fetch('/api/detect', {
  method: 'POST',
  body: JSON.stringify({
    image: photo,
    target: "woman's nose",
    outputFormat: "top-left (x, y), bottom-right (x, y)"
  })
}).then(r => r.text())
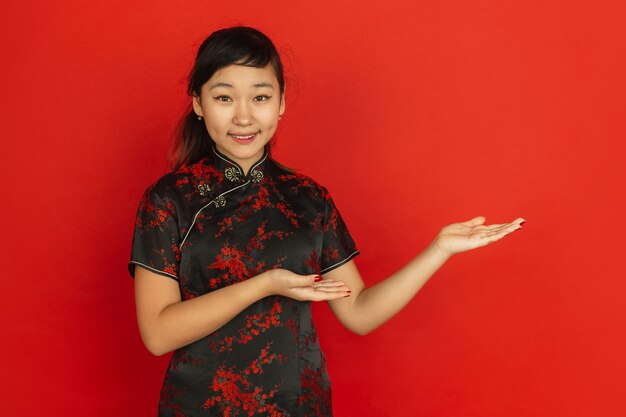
top-left (233, 102), bottom-right (253, 125)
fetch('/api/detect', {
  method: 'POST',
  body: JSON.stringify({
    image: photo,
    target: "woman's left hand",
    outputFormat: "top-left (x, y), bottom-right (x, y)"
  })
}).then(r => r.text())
top-left (433, 216), bottom-right (525, 257)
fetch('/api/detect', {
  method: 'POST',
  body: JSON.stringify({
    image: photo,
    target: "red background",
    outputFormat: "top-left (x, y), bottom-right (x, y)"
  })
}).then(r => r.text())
top-left (2, 1), bottom-right (625, 416)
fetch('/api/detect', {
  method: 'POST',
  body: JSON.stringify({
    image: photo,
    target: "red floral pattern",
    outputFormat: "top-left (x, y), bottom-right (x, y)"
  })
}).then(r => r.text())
top-left (129, 146), bottom-right (359, 416)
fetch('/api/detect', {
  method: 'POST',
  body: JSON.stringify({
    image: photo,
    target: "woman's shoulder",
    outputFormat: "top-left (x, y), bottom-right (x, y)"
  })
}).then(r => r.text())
top-left (269, 159), bottom-right (331, 199)
top-left (140, 157), bottom-right (215, 201)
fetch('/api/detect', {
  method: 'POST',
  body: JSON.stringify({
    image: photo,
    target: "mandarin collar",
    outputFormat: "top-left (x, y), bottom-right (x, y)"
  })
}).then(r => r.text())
top-left (211, 145), bottom-right (269, 185)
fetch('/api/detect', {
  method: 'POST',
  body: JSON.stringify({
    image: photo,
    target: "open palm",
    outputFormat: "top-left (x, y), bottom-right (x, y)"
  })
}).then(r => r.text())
top-left (434, 216), bottom-right (525, 256)
top-left (289, 279), bottom-right (351, 302)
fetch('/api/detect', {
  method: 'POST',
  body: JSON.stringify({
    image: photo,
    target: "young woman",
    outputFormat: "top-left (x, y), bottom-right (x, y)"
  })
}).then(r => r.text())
top-left (128, 26), bottom-right (525, 417)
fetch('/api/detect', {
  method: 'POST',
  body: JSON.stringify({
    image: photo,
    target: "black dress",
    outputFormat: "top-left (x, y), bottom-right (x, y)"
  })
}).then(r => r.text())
top-left (128, 145), bottom-right (360, 417)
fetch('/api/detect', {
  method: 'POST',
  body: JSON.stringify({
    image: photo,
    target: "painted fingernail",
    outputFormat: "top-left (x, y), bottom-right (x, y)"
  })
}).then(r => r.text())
top-left (314, 275), bottom-right (323, 282)
top-left (344, 294), bottom-right (351, 297)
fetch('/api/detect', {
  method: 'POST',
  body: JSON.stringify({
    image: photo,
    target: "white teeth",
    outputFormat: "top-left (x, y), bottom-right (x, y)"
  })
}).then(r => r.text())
top-left (232, 134), bottom-right (254, 139)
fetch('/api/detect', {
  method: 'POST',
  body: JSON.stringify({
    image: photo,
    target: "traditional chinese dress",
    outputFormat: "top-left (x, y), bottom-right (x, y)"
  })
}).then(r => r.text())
top-left (128, 145), bottom-right (360, 416)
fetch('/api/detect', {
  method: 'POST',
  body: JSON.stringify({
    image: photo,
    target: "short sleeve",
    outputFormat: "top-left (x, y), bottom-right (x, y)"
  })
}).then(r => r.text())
top-left (319, 186), bottom-right (360, 274)
top-left (128, 185), bottom-right (181, 281)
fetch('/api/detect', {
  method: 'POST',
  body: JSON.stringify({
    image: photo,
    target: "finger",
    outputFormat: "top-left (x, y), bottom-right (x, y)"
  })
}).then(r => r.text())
top-left (489, 222), bottom-right (523, 235)
top-left (484, 223), bottom-right (508, 230)
top-left (484, 219), bottom-right (523, 231)
top-left (466, 224), bottom-right (491, 231)
top-left (295, 281), bottom-right (350, 291)
top-left (484, 220), bottom-right (521, 234)
top-left (481, 224), bottom-right (511, 235)
top-left (308, 275), bottom-right (343, 284)
top-left (305, 274), bottom-right (324, 285)
top-left (467, 224), bottom-right (503, 234)
top-left (311, 291), bottom-right (352, 302)
top-left (461, 216), bottom-right (486, 227)
top-left (311, 281), bottom-right (346, 289)
top-left (291, 286), bottom-right (350, 302)
top-left (313, 278), bottom-right (338, 283)
top-left (484, 225), bottom-right (521, 242)
top-left (312, 285), bottom-right (351, 293)
top-left (312, 284), bottom-right (345, 290)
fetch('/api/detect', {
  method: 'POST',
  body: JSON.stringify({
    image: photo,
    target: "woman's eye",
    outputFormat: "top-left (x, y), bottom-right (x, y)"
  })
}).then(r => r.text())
top-left (214, 96), bottom-right (231, 102)
top-left (255, 95), bottom-right (271, 102)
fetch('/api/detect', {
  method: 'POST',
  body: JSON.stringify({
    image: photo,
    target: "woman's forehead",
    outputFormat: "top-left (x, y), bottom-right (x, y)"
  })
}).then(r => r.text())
top-left (207, 64), bottom-right (278, 88)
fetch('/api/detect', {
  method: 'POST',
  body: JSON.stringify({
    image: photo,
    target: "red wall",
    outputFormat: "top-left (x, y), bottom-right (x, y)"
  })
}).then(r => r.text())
top-left (2, 1), bottom-right (625, 416)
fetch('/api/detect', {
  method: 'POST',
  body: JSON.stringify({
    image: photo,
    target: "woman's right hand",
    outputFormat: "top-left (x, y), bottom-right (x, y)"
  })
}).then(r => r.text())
top-left (261, 269), bottom-right (352, 302)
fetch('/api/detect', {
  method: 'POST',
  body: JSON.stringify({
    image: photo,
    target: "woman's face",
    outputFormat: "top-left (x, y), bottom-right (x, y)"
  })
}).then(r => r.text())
top-left (193, 63), bottom-right (285, 173)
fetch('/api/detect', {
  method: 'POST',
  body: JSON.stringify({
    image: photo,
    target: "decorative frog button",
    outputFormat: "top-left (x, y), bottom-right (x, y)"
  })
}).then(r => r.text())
top-left (212, 195), bottom-right (227, 208)
top-left (197, 183), bottom-right (212, 197)
top-left (224, 167), bottom-right (242, 183)
top-left (250, 169), bottom-right (264, 183)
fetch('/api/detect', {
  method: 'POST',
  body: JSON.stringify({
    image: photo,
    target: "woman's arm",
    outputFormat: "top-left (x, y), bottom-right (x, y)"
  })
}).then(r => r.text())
top-left (323, 242), bottom-right (449, 335)
top-left (324, 216), bottom-right (524, 335)
top-left (134, 266), bottom-right (351, 356)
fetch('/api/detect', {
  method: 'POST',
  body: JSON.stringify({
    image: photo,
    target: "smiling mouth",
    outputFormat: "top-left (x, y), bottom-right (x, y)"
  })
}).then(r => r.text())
top-left (229, 131), bottom-right (259, 139)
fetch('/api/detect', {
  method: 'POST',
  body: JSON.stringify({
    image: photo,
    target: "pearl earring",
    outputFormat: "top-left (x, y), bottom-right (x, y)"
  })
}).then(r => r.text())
top-left (197, 115), bottom-right (202, 120)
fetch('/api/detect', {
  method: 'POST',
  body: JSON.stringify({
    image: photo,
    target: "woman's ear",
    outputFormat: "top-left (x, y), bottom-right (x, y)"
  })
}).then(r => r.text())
top-left (192, 93), bottom-right (203, 117)
top-left (279, 90), bottom-right (286, 118)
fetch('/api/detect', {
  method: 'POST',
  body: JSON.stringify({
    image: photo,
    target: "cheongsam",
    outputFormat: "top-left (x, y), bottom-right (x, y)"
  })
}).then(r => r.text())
top-left (128, 145), bottom-right (360, 417)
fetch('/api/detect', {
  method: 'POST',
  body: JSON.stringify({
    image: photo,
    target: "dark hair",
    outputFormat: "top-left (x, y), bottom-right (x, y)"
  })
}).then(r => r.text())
top-left (169, 26), bottom-right (286, 171)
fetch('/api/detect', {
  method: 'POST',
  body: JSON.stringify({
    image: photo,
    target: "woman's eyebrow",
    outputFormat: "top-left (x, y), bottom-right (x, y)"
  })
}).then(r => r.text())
top-left (209, 82), bottom-right (233, 90)
top-left (209, 82), bottom-right (274, 90)
top-left (252, 82), bottom-right (274, 89)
